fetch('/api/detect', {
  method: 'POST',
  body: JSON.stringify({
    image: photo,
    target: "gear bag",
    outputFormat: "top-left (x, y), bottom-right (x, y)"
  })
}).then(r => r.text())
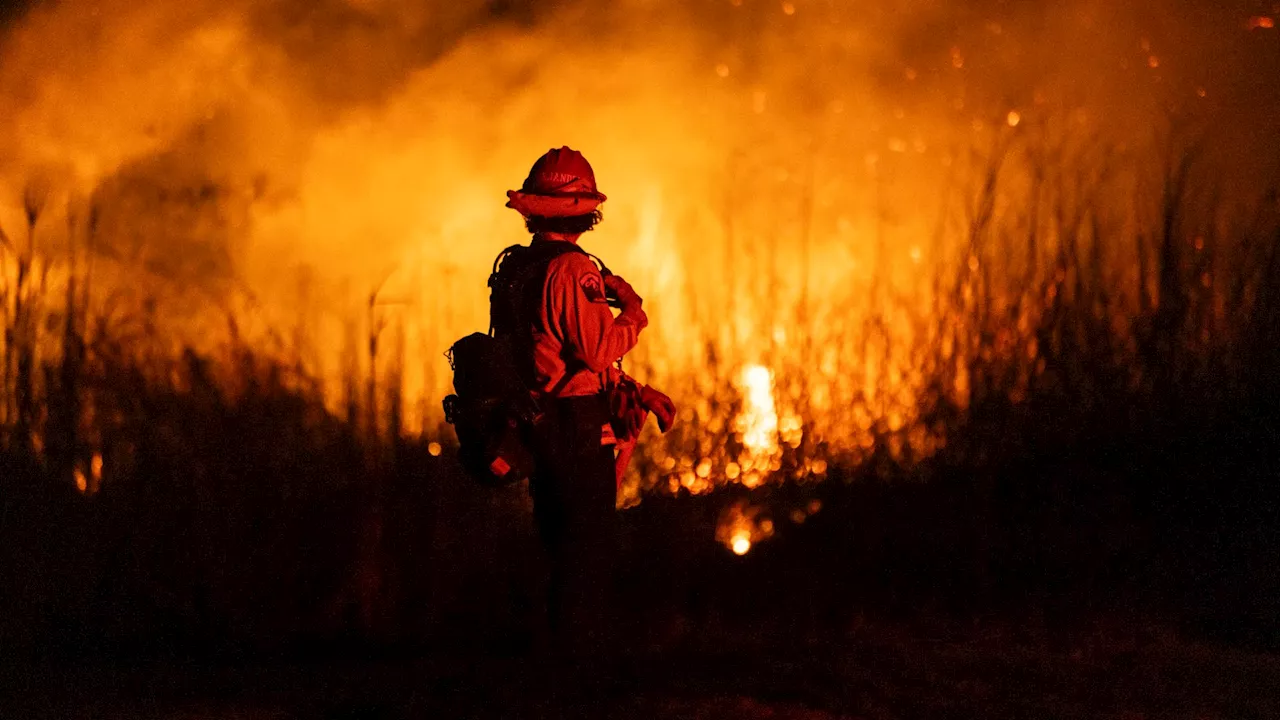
top-left (443, 241), bottom-right (610, 485)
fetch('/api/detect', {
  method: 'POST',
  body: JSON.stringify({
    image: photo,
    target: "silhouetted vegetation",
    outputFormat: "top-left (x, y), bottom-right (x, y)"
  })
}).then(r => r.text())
top-left (2, 134), bottom-right (1279, 679)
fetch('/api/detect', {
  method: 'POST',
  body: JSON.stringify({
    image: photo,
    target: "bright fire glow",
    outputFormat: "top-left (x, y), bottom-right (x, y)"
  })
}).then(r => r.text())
top-left (738, 365), bottom-right (779, 455)
top-left (731, 533), bottom-right (752, 555)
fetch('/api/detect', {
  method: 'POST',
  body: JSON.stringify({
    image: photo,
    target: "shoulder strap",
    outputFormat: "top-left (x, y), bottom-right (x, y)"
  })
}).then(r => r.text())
top-left (583, 251), bottom-right (611, 276)
top-left (487, 241), bottom-right (620, 391)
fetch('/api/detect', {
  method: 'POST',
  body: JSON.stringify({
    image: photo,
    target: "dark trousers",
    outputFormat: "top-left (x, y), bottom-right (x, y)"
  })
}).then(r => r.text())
top-left (529, 394), bottom-right (618, 661)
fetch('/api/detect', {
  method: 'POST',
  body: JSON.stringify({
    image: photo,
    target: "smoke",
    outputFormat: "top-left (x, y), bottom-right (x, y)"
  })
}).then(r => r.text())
top-left (0, 0), bottom-right (1276, 429)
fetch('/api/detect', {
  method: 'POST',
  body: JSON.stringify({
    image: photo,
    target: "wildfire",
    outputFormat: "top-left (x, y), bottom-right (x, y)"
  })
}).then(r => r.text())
top-left (0, 0), bottom-right (1274, 505)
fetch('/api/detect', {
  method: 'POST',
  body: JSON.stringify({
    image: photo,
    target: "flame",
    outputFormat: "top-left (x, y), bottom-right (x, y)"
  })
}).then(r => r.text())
top-left (737, 365), bottom-right (779, 456)
top-left (731, 533), bottom-right (752, 555)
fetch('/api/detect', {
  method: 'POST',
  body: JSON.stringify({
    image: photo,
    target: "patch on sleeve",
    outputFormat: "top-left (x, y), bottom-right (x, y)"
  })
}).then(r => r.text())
top-left (579, 272), bottom-right (608, 303)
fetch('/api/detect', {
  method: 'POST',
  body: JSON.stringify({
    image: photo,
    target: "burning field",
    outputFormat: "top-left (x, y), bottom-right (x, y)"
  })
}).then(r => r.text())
top-left (1, 0), bottom-right (1280, 714)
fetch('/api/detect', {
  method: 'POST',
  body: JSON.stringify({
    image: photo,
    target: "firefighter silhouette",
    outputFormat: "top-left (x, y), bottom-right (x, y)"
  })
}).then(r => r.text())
top-left (494, 147), bottom-right (676, 660)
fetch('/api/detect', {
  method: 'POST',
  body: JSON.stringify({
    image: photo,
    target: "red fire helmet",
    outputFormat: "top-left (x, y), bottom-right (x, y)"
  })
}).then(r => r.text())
top-left (506, 146), bottom-right (607, 218)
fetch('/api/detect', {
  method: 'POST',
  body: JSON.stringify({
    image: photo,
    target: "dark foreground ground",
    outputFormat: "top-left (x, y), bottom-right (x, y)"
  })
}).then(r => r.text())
top-left (4, 453), bottom-right (1280, 719)
top-left (5, 624), bottom-right (1280, 720)
top-left (3, 402), bottom-right (1279, 719)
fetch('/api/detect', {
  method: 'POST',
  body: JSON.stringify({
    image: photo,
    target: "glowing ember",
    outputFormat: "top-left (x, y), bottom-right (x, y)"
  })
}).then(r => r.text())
top-left (75, 454), bottom-right (104, 495)
top-left (1248, 16), bottom-right (1275, 29)
top-left (91, 453), bottom-right (103, 493)
top-left (731, 533), bottom-right (752, 555)
top-left (428, 442), bottom-right (442, 457)
top-left (1007, 111), bottom-right (1022, 127)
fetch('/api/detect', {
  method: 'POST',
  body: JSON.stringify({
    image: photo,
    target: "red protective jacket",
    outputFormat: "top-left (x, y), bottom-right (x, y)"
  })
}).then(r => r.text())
top-left (530, 242), bottom-right (648, 399)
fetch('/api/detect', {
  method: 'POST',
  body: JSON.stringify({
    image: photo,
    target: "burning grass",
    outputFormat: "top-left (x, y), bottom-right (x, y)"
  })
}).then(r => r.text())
top-left (1, 123), bottom-right (1278, 653)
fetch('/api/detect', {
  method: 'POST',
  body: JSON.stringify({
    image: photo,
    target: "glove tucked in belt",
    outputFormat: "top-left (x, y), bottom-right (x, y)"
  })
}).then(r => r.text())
top-left (608, 374), bottom-right (677, 444)
top-left (608, 373), bottom-right (649, 444)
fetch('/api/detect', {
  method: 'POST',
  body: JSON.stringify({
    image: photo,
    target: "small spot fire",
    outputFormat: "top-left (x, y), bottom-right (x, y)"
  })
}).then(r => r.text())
top-left (716, 499), bottom-right (774, 556)
top-left (715, 496), bottom-right (822, 555)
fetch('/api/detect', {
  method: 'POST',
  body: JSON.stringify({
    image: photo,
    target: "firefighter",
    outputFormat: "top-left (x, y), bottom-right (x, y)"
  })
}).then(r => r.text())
top-left (497, 146), bottom-right (676, 663)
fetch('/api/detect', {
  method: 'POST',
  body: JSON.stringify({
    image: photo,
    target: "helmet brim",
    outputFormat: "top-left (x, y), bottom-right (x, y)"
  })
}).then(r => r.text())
top-left (506, 189), bottom-right (606, 218)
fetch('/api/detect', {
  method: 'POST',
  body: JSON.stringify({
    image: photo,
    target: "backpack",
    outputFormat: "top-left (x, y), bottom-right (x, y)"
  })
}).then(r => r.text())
top-left (442, 241), bottom-right (605, 485)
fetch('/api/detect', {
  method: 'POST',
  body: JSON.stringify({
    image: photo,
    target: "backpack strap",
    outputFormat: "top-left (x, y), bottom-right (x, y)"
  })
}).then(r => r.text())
top-left (583, 251), bottom-right (612, 277)
top-left (488, 241), bottom-right (598, 391)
